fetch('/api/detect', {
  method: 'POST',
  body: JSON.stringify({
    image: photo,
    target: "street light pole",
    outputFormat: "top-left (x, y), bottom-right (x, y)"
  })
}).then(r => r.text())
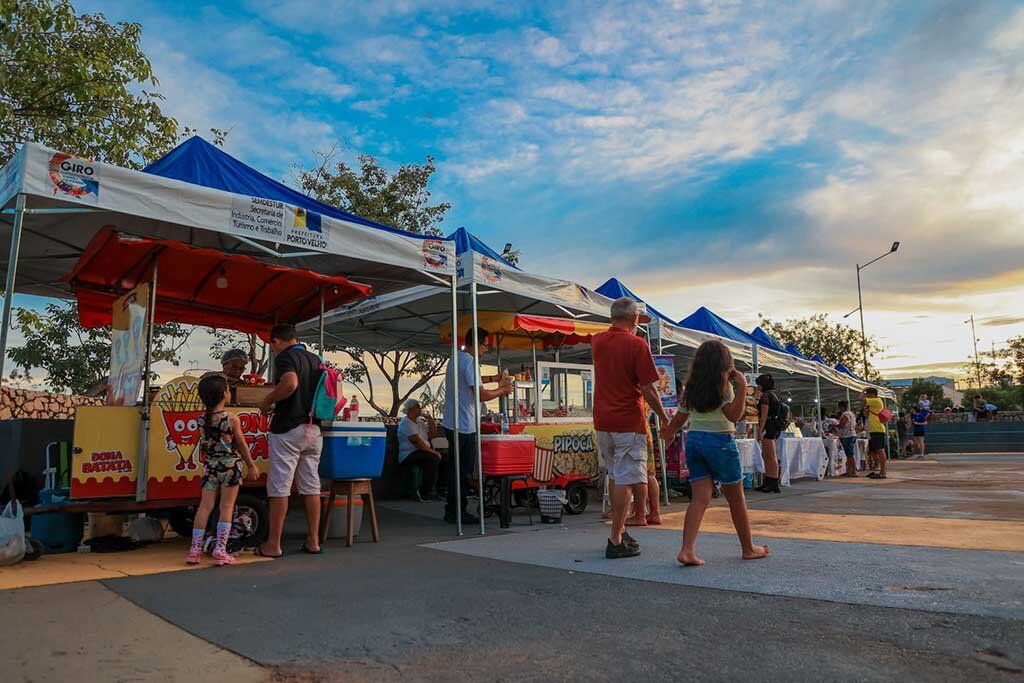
top-left (856, 264), bottom-right (867, 377)
top-left (965, 315), bottom-right (981, 388)
top-left (848, 241), bottom-right (900, 379)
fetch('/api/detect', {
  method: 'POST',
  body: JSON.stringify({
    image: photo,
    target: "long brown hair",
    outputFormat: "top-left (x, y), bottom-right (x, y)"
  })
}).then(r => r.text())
top-left (683, 340), bottom-right (734, 413)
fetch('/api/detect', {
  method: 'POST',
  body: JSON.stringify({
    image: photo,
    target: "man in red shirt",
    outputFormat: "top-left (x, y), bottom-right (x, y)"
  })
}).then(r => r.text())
top-left (593, 297), bottom-right (670, 559)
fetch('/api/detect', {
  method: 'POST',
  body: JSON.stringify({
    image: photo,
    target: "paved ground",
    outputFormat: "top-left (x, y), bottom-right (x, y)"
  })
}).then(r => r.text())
top-left (2, 455), bottom-right (1023, 681)
top-left (1, 581), bottom-right (266, 682)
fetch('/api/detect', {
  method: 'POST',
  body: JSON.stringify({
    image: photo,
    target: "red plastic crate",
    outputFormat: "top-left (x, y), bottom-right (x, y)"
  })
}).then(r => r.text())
top-left (480, 434), bottom-right (535, 476)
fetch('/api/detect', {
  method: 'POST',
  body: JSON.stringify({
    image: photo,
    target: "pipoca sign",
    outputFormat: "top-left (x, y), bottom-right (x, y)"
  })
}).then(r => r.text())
top-left (552, 432), bottom-right (596, 454)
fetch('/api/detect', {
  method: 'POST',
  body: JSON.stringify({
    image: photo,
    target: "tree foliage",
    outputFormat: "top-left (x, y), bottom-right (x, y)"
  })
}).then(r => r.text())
top-left (897, 379), bottom-right (952, 415)
top-left (759, 313), bottom-right (883, 381)
top-left (299, 147), bottom-right (452, 416)
top-left (960, 335), bottom-right (1024, 390)
top-left (0, 0), bottom-right (180, 167)
top-left (8, 300), bottom-right (192, 394)
top-left (297, 146), bottom-right (451, 236)
top-left (206, 328), bottom-right (269, 377)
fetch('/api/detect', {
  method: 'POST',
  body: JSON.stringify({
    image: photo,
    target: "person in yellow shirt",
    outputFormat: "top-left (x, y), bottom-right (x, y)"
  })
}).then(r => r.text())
top-left (862, 388), bottom-right (887, 479)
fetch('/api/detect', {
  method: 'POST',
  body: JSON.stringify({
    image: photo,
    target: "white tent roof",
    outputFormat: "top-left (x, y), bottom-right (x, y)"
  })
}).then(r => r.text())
top-left (301, 234), bottom-right (621, 355)
top-left (0, 143), bottom-right (456, 301)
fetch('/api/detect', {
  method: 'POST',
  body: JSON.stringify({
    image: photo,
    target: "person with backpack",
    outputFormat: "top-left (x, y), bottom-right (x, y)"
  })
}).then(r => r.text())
top-left (258, 324), bottom-right (326, 557)
top-left (754, 374), bottom-right (786, 493)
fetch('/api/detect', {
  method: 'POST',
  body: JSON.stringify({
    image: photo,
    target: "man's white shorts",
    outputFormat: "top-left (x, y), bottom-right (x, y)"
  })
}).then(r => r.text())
top-left (267, 424), bottom-right (323, 497)
top-left (596, 431), bottom-right (648, 486)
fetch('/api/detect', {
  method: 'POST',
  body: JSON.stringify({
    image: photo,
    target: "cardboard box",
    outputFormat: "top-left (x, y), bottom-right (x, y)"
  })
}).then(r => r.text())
top-left (234, 384), bottom-right (275, 406)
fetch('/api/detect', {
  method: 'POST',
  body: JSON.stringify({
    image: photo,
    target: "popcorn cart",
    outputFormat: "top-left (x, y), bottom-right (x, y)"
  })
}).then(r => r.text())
top-left (53, 228), bottom-right (372, 537)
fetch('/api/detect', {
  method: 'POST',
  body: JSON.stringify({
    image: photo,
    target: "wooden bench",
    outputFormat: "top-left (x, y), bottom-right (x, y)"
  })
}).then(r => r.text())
top-left (319, 478), bottom-right (380, 548)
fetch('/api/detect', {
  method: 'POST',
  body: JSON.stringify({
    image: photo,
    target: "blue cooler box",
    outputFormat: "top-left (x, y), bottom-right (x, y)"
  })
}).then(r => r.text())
top-left (319, 421), bottom-right (387, 479)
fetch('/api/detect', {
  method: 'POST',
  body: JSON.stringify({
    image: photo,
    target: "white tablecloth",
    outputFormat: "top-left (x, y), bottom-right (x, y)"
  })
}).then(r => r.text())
top-left (855, 438), bottom-right (869, 471)
top-left (823, 438), bottom-right (848, 477)
top-left (735, 439), bottom-right (765, 475)
top-left (777, 437), bottom-right (828, 486)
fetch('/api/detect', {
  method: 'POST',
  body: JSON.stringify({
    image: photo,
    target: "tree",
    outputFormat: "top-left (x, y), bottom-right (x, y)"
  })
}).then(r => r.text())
top-left (8, 299), bottom-right (192, 394)
top-left (759, 313), bottom-right (883, 381)
top-left (206, 329), bottom-right (269, 377)
top-left (297, 147), bottom-right (451, 236)
top-left (897, 379), bottom-right (952, 415)
top-left (298, 148), bottom-right (452, 417)
top-left (418, 380), bottom-right (445, 416)
top-left (960, 384), bottom-right (1023, 412)
top-left (0, 0), bottom-right (180, 167)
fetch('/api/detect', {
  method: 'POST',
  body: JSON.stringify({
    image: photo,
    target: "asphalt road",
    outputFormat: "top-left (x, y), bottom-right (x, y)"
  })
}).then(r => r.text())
top-left (102, 508), bottom-right (1024, 682)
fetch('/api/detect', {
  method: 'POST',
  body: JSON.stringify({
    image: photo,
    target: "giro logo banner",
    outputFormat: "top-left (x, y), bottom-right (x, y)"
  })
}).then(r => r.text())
top-left (48, 153), bottom-right (99, 202)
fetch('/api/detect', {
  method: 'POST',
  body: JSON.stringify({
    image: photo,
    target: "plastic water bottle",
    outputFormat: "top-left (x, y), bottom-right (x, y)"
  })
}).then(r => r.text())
top-left (349, 395), bottom-right (359, 421)
top-left (500, 412), bottom-right (509, 435)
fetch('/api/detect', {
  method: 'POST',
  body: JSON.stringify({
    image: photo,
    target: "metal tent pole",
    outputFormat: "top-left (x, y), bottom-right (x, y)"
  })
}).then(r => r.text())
top-left (318, 288), bottom-right (326, 355)
top-left (136, 260), bottom-right (159, 502)
top-left (0, 194), bottom-right (26, 382)
top-left (531, 340), bottom-right (540, 422)
top-left (451, 277), bottom-right (462, 536)
top-left (657, 336), bottom-right (669, 506)
top-left (815, 373), bottom-right (823, 438)
top-left (470, 282), bottom-right (485, 535)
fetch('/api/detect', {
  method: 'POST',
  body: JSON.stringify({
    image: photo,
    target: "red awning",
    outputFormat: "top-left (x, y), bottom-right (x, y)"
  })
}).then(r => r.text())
top-left (66, 228), bottom-right (372, 339)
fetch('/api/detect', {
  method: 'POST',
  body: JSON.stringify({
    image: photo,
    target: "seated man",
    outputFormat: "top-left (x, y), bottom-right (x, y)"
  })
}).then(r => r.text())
top-left (397, 399), bottom-right (442, 501)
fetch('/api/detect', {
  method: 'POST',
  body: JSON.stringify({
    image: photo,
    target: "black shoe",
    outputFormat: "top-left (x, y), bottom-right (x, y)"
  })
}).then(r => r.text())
top-left (867, 471), bottom-right (880, 479)
top-left (622, 532), bottom-right (640, 550)
top-left (606, 539), bottom-right (641, 559)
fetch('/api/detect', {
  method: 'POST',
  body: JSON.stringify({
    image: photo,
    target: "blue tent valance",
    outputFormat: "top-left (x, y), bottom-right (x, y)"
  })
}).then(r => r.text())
top-left (750, 326), bottom-right (787, 352)
top-left (594, 278), bottom-right (674, 323)
top-left (678, 307), bottom-right (758, 345)
top-left (835, 362), bottom-right (865, 382)
top-left (447, 227), bottom-right (519, 269)
top-left (144, 136), bottom-right (432, 241)
top-left (785, 343), bottom-right (808, 359)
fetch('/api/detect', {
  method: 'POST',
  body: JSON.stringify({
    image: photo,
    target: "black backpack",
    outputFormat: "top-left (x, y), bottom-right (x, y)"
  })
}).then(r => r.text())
top-left (768, 392), bottom-right (789, 430)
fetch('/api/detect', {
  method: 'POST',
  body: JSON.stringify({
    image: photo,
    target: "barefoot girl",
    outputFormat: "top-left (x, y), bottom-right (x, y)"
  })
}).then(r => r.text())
top-left (663, 340), bottom-right (770, 566)
top-left (186, 374), bottom-right (258, 566)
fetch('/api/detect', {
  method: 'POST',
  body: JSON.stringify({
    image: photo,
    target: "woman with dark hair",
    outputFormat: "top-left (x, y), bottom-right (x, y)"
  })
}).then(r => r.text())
top-left (754, 373), bottom-right (782, 493)
top-left (663, 340), bottom-right (770, 566)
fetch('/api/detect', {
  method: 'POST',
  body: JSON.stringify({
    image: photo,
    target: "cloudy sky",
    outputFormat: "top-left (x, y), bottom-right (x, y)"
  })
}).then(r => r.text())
top-left (51, 0), bottom-right (1024, 380)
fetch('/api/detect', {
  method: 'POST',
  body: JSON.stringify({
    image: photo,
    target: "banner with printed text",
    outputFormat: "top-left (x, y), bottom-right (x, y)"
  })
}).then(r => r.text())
top-left (107, 283), bottom-right (149, 406)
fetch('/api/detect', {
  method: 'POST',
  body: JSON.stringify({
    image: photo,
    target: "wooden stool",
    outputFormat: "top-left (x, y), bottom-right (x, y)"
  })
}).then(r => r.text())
top-left (319, 478), bottom-right (380, 547)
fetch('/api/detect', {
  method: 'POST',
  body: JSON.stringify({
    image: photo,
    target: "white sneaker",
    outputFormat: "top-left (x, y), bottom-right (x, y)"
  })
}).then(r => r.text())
top-left (914, 454), bottom-right (925, 459)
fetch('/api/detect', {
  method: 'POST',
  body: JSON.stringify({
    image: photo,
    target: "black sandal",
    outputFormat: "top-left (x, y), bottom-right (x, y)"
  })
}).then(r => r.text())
top-left (254, 545), bottom-right (283, 558)
top-left (299, 543), bottom-right (322, 554)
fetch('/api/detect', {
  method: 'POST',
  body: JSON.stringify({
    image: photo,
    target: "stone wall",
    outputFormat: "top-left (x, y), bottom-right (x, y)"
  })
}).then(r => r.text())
top-left (0, 386), bottom-right (102, 420)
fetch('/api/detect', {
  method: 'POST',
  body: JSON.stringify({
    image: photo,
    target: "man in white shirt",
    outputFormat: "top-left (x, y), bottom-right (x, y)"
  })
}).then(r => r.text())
top-left (442, 327), bottom-right (513, 524)
top-left (396, 399), bottom-right (441, 501)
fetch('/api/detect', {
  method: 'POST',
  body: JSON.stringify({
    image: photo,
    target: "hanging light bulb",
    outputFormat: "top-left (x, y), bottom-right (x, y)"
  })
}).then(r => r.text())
top-left (215, 268), bottom-right (229, 289)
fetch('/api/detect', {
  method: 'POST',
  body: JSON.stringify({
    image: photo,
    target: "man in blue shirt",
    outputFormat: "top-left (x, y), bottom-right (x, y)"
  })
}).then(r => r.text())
top-left (442, 327), bottom-right (513, 524)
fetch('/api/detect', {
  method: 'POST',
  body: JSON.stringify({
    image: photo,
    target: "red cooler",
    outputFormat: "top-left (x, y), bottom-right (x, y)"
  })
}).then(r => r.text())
top-left (480, 434), bottom-right (535, 476)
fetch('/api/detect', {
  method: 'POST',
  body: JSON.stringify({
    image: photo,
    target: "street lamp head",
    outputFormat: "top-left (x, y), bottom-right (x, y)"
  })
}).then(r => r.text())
top-left (890, 241), bottom-right (900, 253)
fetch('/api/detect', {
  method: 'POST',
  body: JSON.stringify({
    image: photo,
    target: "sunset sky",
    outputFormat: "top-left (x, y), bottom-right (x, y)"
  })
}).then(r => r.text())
top-left (41, 1), bottom-right (1024, 381)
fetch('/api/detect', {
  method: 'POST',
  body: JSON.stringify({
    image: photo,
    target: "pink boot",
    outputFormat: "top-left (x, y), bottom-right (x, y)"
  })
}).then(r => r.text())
top-left (212, 521), bottom-right (234, 566)
top-left (186, 528), bottom-right (204, 565)
top-left (212, 548), bottom-right (236, 566)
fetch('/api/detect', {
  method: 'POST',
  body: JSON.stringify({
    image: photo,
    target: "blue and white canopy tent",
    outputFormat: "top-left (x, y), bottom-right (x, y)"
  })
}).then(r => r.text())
top-left (305, 227), bottom-right (618, 534)
top-left (0, 137), bottom-right (458, 501)
top-left (310, 227), bottom-right (616, 356)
